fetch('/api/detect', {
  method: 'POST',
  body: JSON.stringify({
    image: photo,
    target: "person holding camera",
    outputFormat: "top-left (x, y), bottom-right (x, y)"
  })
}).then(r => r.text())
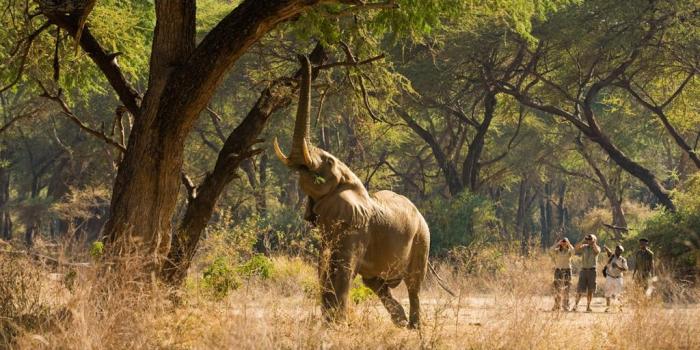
top-left (603, 245), bottom-right (628, 312)
top-left (573, 234), bottom-right (601, 312)
top-left (551, 237), bottom-right (574, 311)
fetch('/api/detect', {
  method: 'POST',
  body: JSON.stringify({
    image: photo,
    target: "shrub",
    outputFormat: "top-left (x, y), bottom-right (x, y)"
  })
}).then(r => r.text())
top-left (0, 255), bottom-right (52, 345)
top-left (201, 256), bottom-right (240, 300)
top-left (422, 191), bottom-right (498, 254)
top-left (89, 241), bottom-right (104, 259)
top-left (350, 276), bottom-right (375, 304)
top-left (639, 175), bottom-right (700, 274)
top-left (264, 206), bottom-right (320, 256)
top-left (447, 239), bottom-right (506, 276)
top-left (238, 254), bottom-right (274, 280)
top-left (270, 256), bottom-right (318, 297)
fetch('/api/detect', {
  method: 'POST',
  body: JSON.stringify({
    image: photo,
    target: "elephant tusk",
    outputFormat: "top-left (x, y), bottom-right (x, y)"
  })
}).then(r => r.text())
top-left (273, 137), bottom-right (290, 166)
top-left (301, 137), bottom-right (313, 168)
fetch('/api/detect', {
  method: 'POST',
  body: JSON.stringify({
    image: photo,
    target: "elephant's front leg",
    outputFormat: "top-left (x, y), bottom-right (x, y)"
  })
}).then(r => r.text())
top-left (319, 231), bottom-right (363, 322)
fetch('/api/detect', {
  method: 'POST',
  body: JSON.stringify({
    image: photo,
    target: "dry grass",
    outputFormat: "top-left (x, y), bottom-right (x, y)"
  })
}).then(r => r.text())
top-left (1, 250), bottom-right (698, 350)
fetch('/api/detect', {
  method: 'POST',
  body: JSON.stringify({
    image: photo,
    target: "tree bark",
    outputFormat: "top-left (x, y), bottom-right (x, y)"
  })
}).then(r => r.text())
top-left (576, 140), bottom-right (627, 236)
top-left (462, 92), bottom-right (496, 191)
top-left (52, 1), bottom-right (327, 268)
top-left (161, 44), bottom-right (328, 285)
top-left (396, 108), bottom-right (464, 196)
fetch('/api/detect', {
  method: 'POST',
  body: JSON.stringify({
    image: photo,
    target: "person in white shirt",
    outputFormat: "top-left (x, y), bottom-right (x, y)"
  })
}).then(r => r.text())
top-left (603, 245), bottom-right (629, 312)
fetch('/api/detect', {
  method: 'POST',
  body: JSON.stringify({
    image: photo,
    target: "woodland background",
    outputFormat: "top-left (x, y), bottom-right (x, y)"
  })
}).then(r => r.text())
top-left (1, 1), bottom-right (700, 348)
top-left (2, 0), bottom-right (698, 270)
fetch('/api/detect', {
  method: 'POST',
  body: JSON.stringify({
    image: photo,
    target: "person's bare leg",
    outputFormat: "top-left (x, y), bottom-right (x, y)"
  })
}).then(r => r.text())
top-left (586, 291), bottom-right (593, 312)
top-left (605, 297), bottom-right (611, 312)
top-left (574, 293), bottom-right (582, 311)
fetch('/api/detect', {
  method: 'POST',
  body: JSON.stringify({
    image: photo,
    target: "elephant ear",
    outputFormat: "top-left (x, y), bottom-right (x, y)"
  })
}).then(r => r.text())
top-left (313, 188), bottom-right (373, 229)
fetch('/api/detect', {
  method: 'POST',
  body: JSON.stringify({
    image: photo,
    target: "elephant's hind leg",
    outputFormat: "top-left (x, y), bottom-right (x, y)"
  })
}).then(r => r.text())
top-left (362, 276), bottom-right (407, 327)
top-left (405, 278), bottom-right (422, 329)
top-left (405, 236), bottom-right (428, 329)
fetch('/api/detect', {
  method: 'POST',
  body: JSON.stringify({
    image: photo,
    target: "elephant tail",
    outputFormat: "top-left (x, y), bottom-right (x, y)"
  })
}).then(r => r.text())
top-left (428, 261), bottom-right (456, 297)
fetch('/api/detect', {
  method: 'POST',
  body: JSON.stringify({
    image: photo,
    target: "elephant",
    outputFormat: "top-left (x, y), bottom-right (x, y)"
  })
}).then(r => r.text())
top-left (273, 55), bottom-right (434, 328)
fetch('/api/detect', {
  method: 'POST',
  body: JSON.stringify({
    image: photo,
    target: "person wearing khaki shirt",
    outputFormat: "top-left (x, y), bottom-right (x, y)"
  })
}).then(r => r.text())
top-left (550, 237), bottom-right (574, 311)
top-left (574, 234), bottom-right (601, 312)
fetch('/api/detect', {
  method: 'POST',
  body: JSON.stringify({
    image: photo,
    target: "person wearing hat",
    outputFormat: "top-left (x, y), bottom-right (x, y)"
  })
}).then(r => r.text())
top-left (573, 234), bottom-right (601, 312)
top-left (551, 237), bottom-right (575, 311)
top-left (633, 238), bottom-right (655, 292)
top-left (603, 244), bottom-right (629, 312)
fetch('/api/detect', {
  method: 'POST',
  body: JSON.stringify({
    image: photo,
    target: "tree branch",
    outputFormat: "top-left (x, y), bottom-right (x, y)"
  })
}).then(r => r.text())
top-left (39, 85), bottom-right (126, 153)
top-left (38, 9), bottom-right (141, 116)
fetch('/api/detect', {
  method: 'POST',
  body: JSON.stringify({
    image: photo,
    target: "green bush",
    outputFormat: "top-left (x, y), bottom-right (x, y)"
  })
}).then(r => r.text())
top-left (447, 239), bottom-right (506, 275)
top-left (201, 256), bottom-right (240, 300)
top-left (423, 191), bottom-right (498, 254)
top-left (237, 254), bottom-right (274, 279)
top-left (89, 241), bottom-right (104, 259)
top-left (639, 175), bottom-right (700, 273)
top-left (264, 206), bottom-right (320, 256)
top-left (350, 276), bottom-right (375, 304)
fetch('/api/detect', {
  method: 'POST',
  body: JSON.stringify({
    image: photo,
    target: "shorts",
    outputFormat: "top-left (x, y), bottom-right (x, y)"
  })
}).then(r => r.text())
top-left (577, 269), bottom-right (597, 294)
top-left (605, 276), bottom-right (624, 297)
top-left (554, 268), bottom-right (572, 288)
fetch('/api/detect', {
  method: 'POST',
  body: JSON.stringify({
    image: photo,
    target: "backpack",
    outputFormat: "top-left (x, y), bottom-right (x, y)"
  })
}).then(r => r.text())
top-left (602, 254), bottom-right (614, 278)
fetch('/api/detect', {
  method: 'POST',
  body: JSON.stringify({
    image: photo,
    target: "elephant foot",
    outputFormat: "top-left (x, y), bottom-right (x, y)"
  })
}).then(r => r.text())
top-left (391, 315), bottom-right (408, 328)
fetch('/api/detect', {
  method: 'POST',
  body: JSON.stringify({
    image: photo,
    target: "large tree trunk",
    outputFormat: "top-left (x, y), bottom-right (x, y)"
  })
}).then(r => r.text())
top-left (162, 45), bottom-right (328, 285)
top-left (42, 0), bottom-right (335, 272)
top-left (102, 0), bottom-right (197, 261)
top-left (45, 1), bottom-right (326, 270)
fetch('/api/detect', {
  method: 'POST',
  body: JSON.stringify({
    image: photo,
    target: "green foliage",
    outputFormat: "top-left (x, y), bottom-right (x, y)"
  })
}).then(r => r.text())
top-left (201, 256), bottom-right (241, 300)
top-left (423, 191), bottom-right (498, 254)
top-left (237, 254), bottom-right (274, 280)
top-left (89, 241), bottom-right (104, 259)
top-left (350, 276), bottom-right (375, 304)
top-left (639, 175), bottom-right (700, 271)
top-left (197, 213), bottom-right (260, 267)
top-left (270, 256), bottom-right (318, 298)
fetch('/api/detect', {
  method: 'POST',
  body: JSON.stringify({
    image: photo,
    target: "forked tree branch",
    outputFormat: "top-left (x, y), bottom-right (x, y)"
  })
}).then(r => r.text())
top-left (38, 83), bottom-right (126, 153)
top-left (38, 8), bottom-right (141, 116)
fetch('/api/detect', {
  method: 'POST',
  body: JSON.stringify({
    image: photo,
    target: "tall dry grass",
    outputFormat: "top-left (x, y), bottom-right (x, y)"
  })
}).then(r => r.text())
top-left (1, 247), bottom-right (698, 349)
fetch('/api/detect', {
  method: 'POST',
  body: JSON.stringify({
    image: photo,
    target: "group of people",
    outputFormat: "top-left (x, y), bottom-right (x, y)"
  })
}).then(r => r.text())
top-left (550, 234), bottom-right (655, 312)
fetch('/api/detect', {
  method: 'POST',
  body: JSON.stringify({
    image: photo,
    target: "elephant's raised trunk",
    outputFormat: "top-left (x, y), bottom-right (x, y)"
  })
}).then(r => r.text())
top-left (274, 55), bottom-right (314, 168)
